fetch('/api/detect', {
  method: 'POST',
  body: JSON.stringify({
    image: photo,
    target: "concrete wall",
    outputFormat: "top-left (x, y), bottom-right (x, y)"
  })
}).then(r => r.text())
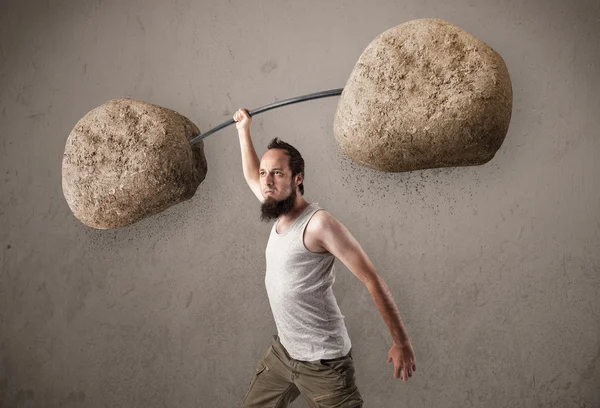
top-left (1, 0), bottom-right (598, 407)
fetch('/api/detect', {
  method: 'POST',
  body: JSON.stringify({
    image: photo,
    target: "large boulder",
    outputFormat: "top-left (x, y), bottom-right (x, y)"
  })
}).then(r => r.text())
top-left (334, 18), bottom-right (513, 172)
top-left (62, 98), bottom-right (207, 229)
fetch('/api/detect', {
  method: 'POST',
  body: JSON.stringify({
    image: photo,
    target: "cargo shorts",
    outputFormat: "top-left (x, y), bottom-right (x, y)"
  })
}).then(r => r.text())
top-left (241, 335), bottom-right (363, 408)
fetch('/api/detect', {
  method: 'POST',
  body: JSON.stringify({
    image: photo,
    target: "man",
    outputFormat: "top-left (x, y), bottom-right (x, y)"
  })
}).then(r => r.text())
top-left (234, 108), bottom-right (416, 408)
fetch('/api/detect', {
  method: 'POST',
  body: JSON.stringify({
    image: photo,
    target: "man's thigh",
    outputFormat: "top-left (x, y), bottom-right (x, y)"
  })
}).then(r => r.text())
top-left (295, 355), bottom-right (363, 408)
top-left (241, 344), bottom-right (301, 408)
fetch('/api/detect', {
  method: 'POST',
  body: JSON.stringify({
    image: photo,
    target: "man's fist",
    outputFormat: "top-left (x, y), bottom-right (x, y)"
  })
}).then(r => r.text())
top-left (233, 108), bottom-right (252, 132)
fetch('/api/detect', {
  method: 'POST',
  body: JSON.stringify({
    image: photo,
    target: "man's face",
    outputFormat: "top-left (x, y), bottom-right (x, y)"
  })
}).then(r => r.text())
top-left (259, 149), bottom-right (300, 221)
top-left (259, 149), bottom-right (297, 201)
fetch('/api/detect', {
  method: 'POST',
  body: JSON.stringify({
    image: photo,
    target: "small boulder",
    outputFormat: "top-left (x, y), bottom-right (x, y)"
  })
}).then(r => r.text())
top-left (62, 98), bottom-right (207, 229)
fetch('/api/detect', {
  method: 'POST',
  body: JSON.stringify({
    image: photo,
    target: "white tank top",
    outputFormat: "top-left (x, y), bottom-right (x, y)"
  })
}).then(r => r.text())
top-left (265, 203), bottom-right (352, 361)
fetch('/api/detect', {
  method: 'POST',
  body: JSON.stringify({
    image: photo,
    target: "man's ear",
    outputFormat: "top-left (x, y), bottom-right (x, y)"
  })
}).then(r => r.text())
top-left (295, 173), bottom-right (303, 187)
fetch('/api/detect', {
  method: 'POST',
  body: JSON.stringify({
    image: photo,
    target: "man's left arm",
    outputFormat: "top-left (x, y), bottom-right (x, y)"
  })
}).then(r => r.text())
top-left (312, 211), bottom-right (417, 382)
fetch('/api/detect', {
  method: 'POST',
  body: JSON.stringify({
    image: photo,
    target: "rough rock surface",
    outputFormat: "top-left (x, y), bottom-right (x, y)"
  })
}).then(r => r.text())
top-left (62, 98), bottom-right (207, 229)
top-left (334, 18), bottom-right (513, 172)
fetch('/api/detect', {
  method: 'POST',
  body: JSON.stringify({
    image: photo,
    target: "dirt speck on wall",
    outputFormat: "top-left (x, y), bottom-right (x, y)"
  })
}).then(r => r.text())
top-left (62, 98), bottom-right (208, 229)
top-left (334, 18), bottom-right (513, 172)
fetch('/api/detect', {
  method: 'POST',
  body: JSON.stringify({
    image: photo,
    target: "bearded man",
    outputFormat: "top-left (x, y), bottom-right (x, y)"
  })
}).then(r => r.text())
top-left (233, 108), bottom-right (417, 408)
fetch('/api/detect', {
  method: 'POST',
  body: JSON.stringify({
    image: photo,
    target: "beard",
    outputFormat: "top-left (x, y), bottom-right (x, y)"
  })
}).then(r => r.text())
top-left (260, 183), bottom-right (297, 222)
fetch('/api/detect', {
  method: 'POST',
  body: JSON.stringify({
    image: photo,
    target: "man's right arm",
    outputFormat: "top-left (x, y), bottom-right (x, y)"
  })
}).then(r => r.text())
top-left (234, 109), bottom-right (263, 202)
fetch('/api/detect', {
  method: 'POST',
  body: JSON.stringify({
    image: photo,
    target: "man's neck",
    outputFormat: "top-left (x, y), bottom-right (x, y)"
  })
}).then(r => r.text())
top-left (279, 197), bottom-right (310, 224)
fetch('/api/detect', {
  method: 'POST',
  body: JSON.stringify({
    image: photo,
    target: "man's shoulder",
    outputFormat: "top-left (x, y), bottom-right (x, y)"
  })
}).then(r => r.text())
top-left (307, 207), bottom-right (338, 233)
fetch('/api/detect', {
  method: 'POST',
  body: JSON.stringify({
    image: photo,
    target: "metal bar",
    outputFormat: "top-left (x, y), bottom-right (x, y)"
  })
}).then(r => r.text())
top-left (189, 88), bottom-right (343, 145)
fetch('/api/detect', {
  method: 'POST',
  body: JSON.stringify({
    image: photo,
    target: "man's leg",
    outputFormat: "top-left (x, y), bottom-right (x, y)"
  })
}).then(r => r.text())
top-left (241, 337), bottom-right (301, 408)
top-left (294, 351), bottom-right (363, 408)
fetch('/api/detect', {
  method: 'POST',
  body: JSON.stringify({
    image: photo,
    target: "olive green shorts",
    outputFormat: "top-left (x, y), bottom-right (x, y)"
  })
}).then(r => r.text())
top-left (241, 335), bottom-right (363, 408)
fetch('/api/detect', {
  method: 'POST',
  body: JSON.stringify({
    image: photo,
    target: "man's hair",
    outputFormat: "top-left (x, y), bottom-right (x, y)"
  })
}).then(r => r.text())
top-left (267, 138), bottom-right (305, 195)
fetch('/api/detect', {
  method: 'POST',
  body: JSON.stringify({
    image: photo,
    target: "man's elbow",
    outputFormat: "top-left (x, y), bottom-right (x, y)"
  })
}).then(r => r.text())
top-left (362, 273), bottom-right (385, 293)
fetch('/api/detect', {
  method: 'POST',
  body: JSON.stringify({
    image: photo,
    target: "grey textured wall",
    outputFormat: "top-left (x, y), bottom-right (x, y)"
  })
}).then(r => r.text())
top-left (1, 0), bottom-right (599, 407)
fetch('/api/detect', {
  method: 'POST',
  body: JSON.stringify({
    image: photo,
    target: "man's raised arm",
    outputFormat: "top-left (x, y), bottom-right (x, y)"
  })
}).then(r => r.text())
top-left (234, 108), bottom-right (263, 202)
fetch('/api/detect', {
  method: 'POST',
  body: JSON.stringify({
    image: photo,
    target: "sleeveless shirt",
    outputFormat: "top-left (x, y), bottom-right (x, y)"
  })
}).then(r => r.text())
top-left (264, 203), bottom-right (352, 361)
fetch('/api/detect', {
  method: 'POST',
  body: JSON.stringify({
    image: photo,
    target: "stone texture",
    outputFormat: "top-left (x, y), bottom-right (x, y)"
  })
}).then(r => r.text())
top-left (62, 98), bottom-right (207, 229)
top-left (334, 18), bottom-right (513, 172)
